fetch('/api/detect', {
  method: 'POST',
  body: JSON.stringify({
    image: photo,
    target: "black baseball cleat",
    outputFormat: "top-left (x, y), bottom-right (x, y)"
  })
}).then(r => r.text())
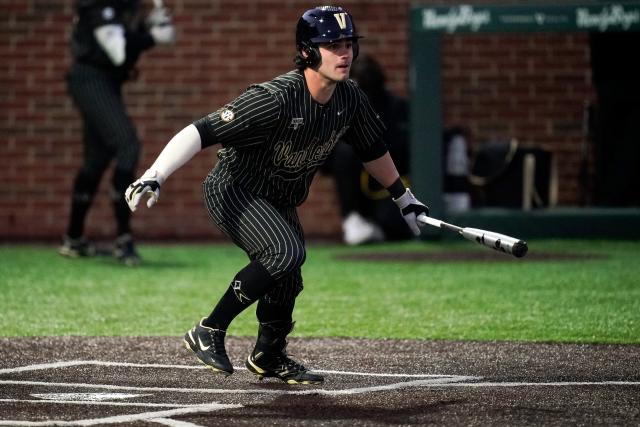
top-left (58, 235), bottom-right (96, 258)
top-left (113, 233), bottom-right (140, 266)
top-left (183, 318), bottom-right (234, 376)
top-left (246, 351), bottom-right (324, 385)
top-left (245, 320), bottom-right (323, 385)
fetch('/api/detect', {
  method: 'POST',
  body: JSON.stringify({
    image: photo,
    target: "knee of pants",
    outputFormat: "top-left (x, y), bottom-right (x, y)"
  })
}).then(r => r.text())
top-left (114, 137), bottom-right (140, 172)
top-left (263, 271), bottom-right (303, 305)
top-left (111, 169), bottom-right (134, 201)
top-left (266, 245), bottom-right (306, 279)
top-left (112, 169), bottom-right (134, 190)
top-left (74, 166), bottom-right (105, 194)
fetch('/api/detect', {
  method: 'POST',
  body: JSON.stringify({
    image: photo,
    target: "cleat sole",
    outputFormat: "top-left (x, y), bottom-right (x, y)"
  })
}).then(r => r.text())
top-left (286, 378), bottom-right (324, 385)
top-left (246, 356), bottom-right (323, 385)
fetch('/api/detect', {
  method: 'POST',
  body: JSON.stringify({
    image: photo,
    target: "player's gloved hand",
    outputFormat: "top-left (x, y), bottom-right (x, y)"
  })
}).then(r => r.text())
top-left (393, 188), bottom-right (429, 236)
top-left (147, 7), bottom-right (175, 45)
top-left (150, 25), bottom-right (175, 44)
top-left (125, 169), bottom-right (163, 212)
top-left (147, 6), bottom-right (172, 27)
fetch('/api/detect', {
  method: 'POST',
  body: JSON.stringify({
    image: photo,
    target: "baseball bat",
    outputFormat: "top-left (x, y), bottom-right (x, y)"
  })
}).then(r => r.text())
top-left (417, 214), bottom-right (528, 258)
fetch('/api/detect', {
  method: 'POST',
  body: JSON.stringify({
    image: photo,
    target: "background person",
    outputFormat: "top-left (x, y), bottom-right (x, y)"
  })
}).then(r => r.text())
top-left (324, 54), bottom-right (413, 245)
top-left (125, 6), bottom-right (429, 384)
top-left (589, 31), bottom-right (640, 206)
top-left (58, 0), bottom-right (175, 265)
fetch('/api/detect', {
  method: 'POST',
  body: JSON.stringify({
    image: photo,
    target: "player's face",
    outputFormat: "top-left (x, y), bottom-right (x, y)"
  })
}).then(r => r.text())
top-left (317, 39), bottom-right (354, 82)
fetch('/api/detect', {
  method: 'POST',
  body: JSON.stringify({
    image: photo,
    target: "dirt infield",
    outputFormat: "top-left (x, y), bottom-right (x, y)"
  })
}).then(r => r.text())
top-left (1, 337), bottom-right (639, 426)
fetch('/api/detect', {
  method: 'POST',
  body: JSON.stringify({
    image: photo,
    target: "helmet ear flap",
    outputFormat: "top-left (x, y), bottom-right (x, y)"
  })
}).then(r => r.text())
top-left (306, 45), bottom-right (321, 67)
top-left (296, 42), bottom-right (321, 68)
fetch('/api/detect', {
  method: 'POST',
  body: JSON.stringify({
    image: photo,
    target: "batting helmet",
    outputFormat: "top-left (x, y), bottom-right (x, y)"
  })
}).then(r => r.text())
top-left (295, 6), bottom-right (361, 69)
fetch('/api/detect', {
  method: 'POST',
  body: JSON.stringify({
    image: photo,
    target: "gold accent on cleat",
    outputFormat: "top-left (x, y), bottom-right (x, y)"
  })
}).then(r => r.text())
top-left (206, 365), bottom-right (231, 377)
top-left (246, 355), bottom-right (267, 374)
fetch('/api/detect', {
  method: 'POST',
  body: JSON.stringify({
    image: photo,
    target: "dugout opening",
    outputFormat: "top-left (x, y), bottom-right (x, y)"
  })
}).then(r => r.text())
top-left (409, 2), bottom-right (640, 238)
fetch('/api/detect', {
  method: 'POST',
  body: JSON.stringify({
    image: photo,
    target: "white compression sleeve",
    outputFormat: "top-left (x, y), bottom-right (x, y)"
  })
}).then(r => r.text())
top-left (146, 124), bottom-right (202, 184)
top-left (94, 24), bottom-right (126, 66)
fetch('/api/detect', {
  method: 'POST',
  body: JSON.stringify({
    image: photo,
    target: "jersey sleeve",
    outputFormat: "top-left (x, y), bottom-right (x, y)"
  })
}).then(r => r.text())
top-left (123, 22), bottom-right (155, 64)
top-left (193, 86), bottom-right (280, 149)
top-left (342, 88), bottom-right (388, 162)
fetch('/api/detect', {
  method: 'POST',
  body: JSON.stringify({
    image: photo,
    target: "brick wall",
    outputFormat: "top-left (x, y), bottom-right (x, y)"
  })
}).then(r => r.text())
top-left (1, 0), bottom-right (595, 241)
top-left (442, 32), bottom-right (594, 205)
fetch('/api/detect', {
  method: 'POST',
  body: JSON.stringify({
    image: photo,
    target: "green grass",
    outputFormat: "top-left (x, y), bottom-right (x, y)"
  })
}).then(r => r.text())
top-left (1, 240), bottom-right (638, 343)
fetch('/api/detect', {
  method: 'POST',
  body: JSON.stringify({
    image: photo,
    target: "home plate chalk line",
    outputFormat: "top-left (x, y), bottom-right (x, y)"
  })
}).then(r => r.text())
top-left (0, 360), bottom-right (638, 426)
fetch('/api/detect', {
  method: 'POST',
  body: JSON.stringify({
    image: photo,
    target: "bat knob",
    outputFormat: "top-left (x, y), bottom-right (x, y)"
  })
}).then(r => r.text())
top-left (512, 241), bottom-right (528, 258)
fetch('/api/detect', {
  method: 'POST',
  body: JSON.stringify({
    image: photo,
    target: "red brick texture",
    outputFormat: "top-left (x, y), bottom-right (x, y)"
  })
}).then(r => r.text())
top-left (1, 1), bottom-right (595, 241)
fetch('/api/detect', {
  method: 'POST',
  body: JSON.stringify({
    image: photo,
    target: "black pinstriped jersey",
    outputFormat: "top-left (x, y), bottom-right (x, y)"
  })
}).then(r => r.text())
top-left (194, 70), bottom-right (388, 207)
top-left (71, 0), bottom-right (154, 79)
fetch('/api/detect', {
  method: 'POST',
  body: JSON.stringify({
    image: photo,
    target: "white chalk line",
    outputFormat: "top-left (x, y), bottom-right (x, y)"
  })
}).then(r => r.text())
top-left (148, 417), bottom-right (204, 427)
top-left (3, 377), bottom-right (638, 396)
top-left (2, 360), bottom-right (638, 426)
top-left (0, 399), bottom-right (188, 408)
top-left (430, 380), bottom-right (640, 387)
top-left (0, 360), bottom-right (456, 378)
top-left (0, 403), bottom-right (242, 427)
top-left (30, 393), bottom-right (152, 402)
top-left (0, 376), bottom-right (469, 396)
top-left (0, 361), bottom-right (87, 375)
top-left (0, 377), bottom-right (465, 426)
top-left (0, 361), bottom-right (474, 426)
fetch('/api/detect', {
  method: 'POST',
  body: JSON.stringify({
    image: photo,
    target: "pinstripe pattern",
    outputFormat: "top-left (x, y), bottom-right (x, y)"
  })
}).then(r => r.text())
top-left (63, 1), bottom-right (154, 242)
top-left (198, 70), bottom-right (387, 207)
top-left (199, 70), bottom-right (388, 303)
top-left (67, 62), bottom-right (140, 173)
top-left (203, 166), bottom-right (304, 303)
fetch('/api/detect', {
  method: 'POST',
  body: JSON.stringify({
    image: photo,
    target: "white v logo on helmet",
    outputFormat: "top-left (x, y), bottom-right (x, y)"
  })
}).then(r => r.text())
top-left (334, 13), bottom-right (347, 29)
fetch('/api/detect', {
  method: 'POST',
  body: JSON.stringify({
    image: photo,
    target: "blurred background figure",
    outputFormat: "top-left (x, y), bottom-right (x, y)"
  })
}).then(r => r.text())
top-left (589, 31), bottom-right (640, 207)
top-left (442, 126), bottom-right (471, 213)
top-left (59, 0), bottom-right (175, 265)
top-left (324, 54), bottom-right (413, 245)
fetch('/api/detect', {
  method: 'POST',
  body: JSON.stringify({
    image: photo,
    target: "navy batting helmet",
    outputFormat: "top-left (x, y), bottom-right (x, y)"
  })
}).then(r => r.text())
top-left (295, 6), bottom-right (361, 69)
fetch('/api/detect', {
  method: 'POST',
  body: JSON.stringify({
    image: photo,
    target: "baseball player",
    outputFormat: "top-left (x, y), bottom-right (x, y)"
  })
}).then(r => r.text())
top-left (59, 0), bottom-right (175, 265)
top-left (125, 5), bottom-right (429, 384)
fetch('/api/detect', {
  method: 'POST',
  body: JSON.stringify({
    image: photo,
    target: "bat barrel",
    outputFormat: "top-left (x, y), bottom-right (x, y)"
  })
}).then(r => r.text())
top-left (461, 228), bottom-right (528, 258)
top-left (416, 215), bottom-right (528, 258)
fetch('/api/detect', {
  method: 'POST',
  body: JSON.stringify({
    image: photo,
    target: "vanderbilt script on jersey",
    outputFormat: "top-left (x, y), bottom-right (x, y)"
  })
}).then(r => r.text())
top-left (272, 127), bottom-right (349, 179)
top-left (197, 70), bottom-right (386, 206)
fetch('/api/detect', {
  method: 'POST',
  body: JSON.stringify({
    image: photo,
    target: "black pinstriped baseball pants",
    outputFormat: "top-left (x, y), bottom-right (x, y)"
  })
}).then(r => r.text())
top-left (203, 164), bottom-right (305, 312)
top-left (65, 63), bottom-right (140, 238)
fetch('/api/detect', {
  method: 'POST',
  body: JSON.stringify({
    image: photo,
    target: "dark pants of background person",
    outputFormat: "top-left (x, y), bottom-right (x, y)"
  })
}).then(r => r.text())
top-left (328, 142), bottom-right (412, 241)
top-left (594, 88), bottom-right (640, 206)
top-left (65, 62), bottom-right (140, 239)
